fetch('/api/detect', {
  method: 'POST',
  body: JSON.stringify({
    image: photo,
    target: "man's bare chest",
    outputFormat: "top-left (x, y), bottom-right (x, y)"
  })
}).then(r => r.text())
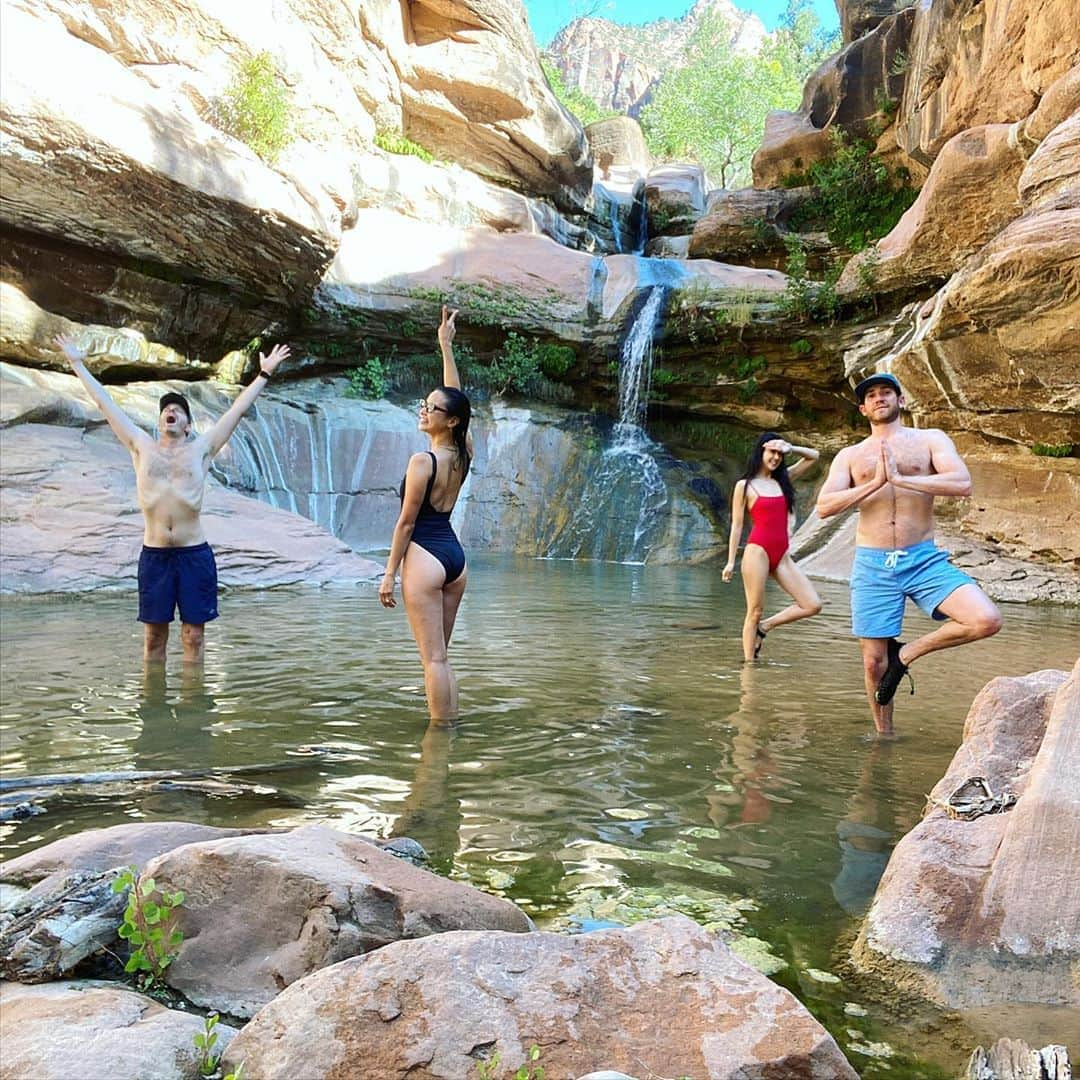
top-left (139, 447), bottom-right (205, 489)
top-left (852, 442), bottom-right (932, 484)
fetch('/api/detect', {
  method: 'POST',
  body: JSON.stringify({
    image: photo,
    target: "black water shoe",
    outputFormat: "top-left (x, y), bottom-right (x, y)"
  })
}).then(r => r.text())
top-left (754, 627), bottom-right (767, 659)
top-left (875, 638), bottom-right (914, 705)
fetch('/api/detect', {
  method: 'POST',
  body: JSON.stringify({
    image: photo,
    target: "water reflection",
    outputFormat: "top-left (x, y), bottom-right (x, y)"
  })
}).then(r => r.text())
top-left (390, 722), bottom-right (462, 875)
top-left (2, 557), bottom-right (1079, 1078)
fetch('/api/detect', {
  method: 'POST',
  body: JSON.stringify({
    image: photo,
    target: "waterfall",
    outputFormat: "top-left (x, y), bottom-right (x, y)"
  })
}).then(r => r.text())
top-left (538, 285), bottom-right (674, 563)
top-left (615, 286), bottom-right (665, 444)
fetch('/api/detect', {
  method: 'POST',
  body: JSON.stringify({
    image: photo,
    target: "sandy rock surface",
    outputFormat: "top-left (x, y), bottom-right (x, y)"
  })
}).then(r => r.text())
top-left (0, 980), bottom-right (237, 1080)
top-left (222, 915), bottom-right (858, 1079)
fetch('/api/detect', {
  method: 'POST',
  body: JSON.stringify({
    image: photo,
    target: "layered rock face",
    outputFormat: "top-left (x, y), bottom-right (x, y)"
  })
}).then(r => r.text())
top-left (853, 663), bottom-right (1080, 1008)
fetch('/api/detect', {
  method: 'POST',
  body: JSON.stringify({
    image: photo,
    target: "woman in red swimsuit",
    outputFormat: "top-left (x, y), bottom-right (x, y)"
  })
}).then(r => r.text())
top-left (722, 433), bottom-right (822, 662)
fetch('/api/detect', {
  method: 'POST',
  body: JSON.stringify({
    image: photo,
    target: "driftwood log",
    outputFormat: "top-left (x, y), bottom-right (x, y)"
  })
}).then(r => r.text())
top-left (0, 869), bottom-right (126, 983)
top-left (968, 1039), bottom-right (1073, 1079)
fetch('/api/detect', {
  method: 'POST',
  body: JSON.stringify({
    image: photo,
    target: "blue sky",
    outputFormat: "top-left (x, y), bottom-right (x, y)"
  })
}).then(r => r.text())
top-left (524, 0), bottom-right (840, 47)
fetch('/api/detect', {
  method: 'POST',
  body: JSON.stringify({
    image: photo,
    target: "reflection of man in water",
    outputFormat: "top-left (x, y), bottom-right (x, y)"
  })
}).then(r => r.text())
top-left (55, 334), bottom-right (290, 664)
top-left (831, 743), bottom-right (895, 916)
top-left (816, 374), bottom-right (1001, 737)
top-left (390, 723), bottom-right (463, 874)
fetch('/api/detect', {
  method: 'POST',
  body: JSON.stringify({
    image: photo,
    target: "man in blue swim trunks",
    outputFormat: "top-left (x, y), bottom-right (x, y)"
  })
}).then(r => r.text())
top-left (816, 373), bottom-right (1002, 736)
top-left (55, 334), bottom-right (290, 663)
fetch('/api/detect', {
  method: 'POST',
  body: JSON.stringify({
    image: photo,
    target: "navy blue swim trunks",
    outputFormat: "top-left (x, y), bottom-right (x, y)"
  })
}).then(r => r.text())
top-left (138, 542), bottom-right (219, 624)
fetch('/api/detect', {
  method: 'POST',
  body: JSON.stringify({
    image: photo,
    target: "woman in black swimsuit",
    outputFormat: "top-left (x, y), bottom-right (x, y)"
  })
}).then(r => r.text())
top-left (380, 307), bottom-right (473, 721)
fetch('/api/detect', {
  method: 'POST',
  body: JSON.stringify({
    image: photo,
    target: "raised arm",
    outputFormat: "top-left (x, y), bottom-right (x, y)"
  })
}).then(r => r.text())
top-left (55, 335), bottom-right (150, 453)
top-left (768, 439), bottom-right (819, 481)
top-left (379, 452), bottom-right (432, 608)
top-left (722, 479), bottom-right (747, 582)
top-left (816, 446), bottom-right (886, 519)
top-left (884, 431), bottom-right (973, 497)
top-left (437, 305), bottom-right (461, 389)
top-left (203, 344), bottom-right (290, 457)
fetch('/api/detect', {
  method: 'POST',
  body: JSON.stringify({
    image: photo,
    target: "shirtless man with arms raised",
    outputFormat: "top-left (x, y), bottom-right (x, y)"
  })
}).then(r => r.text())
top-left (816, 373), bottom-right (1002, 736)
top-left (55, 334), bottom-right (290, 664)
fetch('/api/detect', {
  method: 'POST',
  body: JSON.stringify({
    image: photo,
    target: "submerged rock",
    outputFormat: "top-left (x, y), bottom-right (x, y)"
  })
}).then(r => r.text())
top-left (222, 915), bottom-right (858, 1078)
top-left (853, 663), bottom-right (1080, 1008)
top-left (0, 980), bottom-right (237, 1080)
top-left (144, 824), bottom-right (532, 1017)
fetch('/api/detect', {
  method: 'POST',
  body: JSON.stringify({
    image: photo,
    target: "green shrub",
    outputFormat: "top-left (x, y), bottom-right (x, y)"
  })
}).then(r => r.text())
top-left (779, 236), bottom-right (843, 323)
top-left (1032, 443), bottom-right (1075, 457)
top-left (345, 356), bottom-right (389, 399)
top-left (374, 129), bottom-right (435, 163)
top-left (491, 333), bottom-right (543, 395)
top-left (791, 130), bottom-right (917, 251)
top-left (476, 1044), bottom-right (544, 1080)
top-left (215, 52), bottom-right (293, 164)
top-left (790, 338), bottom-right (814, 355)
top-left (534, 342), bottom-right (576, 379)
top-left (111, 867), bottom-right (185, 990)
top-left (541, 60), bottom-right (615, 126)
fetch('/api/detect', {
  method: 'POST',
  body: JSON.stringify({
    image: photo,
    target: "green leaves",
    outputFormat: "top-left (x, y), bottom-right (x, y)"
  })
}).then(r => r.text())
top-left (214, 51), bottom-right (294, 165)
top-left (113, 865), bottom-right (186, 991)
top-left (195, 1013), bottom-right (221, 1076)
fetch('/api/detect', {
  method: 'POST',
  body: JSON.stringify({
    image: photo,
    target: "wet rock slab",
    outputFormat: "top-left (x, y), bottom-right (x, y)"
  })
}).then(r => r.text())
top-left (222, 915), bottom-right (858, 1079)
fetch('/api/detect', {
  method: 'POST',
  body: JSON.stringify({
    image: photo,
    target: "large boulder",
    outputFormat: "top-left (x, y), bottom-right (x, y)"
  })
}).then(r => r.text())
top-left (853, 663), bottom-right (1080, 1008)
top-left (1018, 63), bottom-right (1080, 148)
top-left (372, 0), bottom-right (593, 212)
top-left (144, 824), bottom-right (532, 1017)
top-left (751, 111), bottom-right (834, 189)
top-left (838, 124), bottom-right (1026, 297)
top-left (644, 164), bottom-right (708, 237)
top-left (689, 186), bottom-right (833, 269)
top-left (896, 0), bottom-right (1079, 166)
top-left (0, 821), bottom-right (255, 898)
top-left (222, 916), bottom-right (858, 1079)
top-left (585, 117), bottom-right (653, 179)
top-left (0, 981), bottom-right (237, 1080)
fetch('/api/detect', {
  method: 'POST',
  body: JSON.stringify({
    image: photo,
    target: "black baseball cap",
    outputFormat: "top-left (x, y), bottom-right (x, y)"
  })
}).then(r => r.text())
top-left (854, 372), bottom-right (903, 402)
top-left (158, 392), bottom-right (192, 422)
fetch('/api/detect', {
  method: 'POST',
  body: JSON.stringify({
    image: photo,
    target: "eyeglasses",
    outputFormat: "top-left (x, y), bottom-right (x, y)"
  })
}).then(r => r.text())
top-left (418, 400), bottom-right (448, 415)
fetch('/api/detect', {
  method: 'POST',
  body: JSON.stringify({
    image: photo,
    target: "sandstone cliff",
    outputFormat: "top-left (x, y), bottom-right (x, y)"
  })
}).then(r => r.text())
top-left (544, 0), bottom-right (767, 116)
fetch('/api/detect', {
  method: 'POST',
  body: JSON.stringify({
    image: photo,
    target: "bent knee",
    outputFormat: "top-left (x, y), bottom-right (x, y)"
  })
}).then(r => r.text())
top-left (974, 608), bottom-right (1003, 639)
top-left (805, 599), bottom-right (823, 617)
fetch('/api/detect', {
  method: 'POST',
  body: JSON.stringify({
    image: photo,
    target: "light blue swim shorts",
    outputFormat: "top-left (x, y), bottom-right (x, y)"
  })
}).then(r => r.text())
top-left (850, 539), bottom-right (974, 639)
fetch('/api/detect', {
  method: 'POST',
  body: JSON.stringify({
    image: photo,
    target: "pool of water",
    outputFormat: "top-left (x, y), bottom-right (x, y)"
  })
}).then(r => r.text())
top-left (2, 555), bottom-right (1077, 1076)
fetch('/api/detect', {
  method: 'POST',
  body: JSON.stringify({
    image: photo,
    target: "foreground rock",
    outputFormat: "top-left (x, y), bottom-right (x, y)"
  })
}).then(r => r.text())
top-left (0, 980), bottom-right (237, 1080)
top-left (223, 915), bottom-right (858, 1079)
top-left (146, 824), bottom-right (532, 1017)
top-left (853, 662), bottom-right (1080, 1007)
top-left (967, 1038), bottom-right (1072, 1079)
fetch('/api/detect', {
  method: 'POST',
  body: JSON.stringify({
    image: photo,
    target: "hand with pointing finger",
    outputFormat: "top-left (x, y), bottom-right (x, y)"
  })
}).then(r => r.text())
top-left (437, 305), bottom-right (458, 350)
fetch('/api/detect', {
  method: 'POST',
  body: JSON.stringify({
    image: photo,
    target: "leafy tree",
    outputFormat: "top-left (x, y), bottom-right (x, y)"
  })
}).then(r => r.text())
top-left (641, 0), bottom-right (838, 188)
top-left (541, 59), bottom-right (616, 127)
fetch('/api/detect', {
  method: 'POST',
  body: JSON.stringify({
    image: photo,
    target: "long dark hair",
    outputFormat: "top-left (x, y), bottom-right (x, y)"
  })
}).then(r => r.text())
top-left (740, 431), bottom-right (795, 511)
top-left (437, 385), bottom-right (471, 476)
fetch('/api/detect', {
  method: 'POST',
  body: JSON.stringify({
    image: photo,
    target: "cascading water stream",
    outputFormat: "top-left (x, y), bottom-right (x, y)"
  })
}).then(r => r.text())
top-left (543, 286), bottom-right (672, 563)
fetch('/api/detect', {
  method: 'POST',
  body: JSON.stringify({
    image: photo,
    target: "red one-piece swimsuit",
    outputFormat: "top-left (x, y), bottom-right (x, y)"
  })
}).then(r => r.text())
top-left (746, 482), bottom-right (790, 571)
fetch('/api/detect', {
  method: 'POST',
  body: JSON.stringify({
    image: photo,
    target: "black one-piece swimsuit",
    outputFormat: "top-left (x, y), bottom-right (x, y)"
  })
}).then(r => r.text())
top-left (400, 451), bottom-right (466, 583)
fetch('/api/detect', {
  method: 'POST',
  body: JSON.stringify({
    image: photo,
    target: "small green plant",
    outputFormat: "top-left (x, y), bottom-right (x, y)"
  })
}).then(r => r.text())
top-left (491, 332), bottom-right (542, 395)
top-left (779, 234), bottom-right (814, 320)
top-left (875, 89), bottom-right (898, 118)
top-left (651, 367), bottom-right (677, 387)
top-left (890, 49), bottom-right (910, 76)
top-left (373, 129), bottom-right (435, 163)
top-left (738, 376), bottom-right (759, 402)
top-left (1032, 443), bottom-right (1074, 457)
top-left (790, 338), bottom-right (814, 356)
top-left (225, 1065), bottom-right (246, 1080)
top-left (345, 356), bottom-right (389, 399)
top-left (856, 246), bottom-right (882, 312)
top-left (789, 129), bottom-right (917, 251)
top-left (215, 52), bottom-right (293, 164)
top-left (194, 1013), bottom-right (222, 1076)
top-left (111, 867), bottom-right (185, 989)
top-left (475, 1044), bottom-right (544, 1080)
